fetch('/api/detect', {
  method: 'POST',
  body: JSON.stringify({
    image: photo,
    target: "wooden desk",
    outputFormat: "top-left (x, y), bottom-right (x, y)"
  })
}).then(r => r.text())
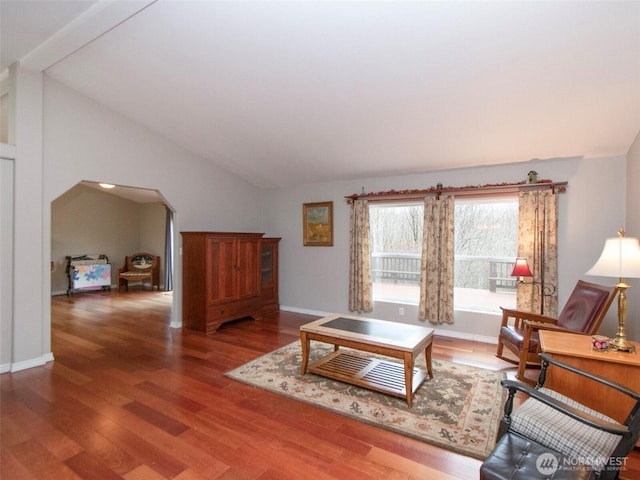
top-left (539, 330), bottom-right (640, 423)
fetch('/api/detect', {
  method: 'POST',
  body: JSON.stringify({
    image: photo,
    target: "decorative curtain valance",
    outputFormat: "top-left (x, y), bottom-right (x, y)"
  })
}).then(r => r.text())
top-left (346, 180), bottom-right (567, 203)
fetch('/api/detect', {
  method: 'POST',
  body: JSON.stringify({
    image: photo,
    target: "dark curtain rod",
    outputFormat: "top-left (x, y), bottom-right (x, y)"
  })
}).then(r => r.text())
top-left (345, 180), bottom-right (568, 203)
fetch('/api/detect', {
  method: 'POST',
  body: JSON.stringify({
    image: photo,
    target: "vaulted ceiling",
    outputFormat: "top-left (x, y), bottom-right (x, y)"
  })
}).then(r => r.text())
top-left (2, 1), bottom-right (640, 189)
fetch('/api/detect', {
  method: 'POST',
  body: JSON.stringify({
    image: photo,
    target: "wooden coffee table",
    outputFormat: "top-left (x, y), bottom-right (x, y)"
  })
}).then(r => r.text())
top-left (300, 314), bottom-right (434, 407)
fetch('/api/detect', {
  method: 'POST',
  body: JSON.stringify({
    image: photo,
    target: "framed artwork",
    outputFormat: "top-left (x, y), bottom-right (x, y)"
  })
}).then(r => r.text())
top-left (303, 201), bottom-right (333, 246)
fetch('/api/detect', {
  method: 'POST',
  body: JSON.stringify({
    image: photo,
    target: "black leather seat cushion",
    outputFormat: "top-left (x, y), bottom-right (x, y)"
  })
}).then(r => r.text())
top-left (480, 432), bottom-right (593, 480)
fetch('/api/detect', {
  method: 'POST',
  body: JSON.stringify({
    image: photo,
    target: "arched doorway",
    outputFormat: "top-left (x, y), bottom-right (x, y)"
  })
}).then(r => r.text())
top-left (50, 180), bottom-right (177, 318)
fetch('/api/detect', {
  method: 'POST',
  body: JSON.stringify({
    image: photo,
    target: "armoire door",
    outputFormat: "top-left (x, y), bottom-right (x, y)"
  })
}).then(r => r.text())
top-left (236, 237), bottom-right (261, 299)
top-left (206, 236), bottom-right (237, 303)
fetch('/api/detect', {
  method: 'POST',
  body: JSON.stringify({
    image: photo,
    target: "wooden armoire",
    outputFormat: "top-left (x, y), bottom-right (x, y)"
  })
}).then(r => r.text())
top-left (181, 232), bottom-right (264, 334)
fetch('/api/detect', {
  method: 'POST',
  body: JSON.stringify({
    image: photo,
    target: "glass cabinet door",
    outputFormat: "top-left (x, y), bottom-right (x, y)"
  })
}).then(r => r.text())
top-left (260, 238), bottom-right (280, 313)
top-left (261, 243), bottom-right (274, 283)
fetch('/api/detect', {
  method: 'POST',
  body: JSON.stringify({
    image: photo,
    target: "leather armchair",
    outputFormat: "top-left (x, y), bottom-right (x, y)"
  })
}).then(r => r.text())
top-left (496, 280), bottom-right (616, 383)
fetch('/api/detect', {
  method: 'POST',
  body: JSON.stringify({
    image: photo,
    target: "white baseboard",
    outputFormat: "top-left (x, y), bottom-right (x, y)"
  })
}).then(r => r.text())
top-left (7, 352), bottom-right (54, 373)
top-left (280, 305), bottom-right (332, 318)
top-left (432, 328), bottom-right (498, 345)
top-left (279, 305), bottom-right (497, 345)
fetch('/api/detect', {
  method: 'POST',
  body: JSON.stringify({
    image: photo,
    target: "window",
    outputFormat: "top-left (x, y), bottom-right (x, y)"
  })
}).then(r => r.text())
top-left (370, 202), bottom-right (423, 304)
top-left (369, 195), bottom-right (518, 312)
top-left (454, 196), bottom-right (518, 311)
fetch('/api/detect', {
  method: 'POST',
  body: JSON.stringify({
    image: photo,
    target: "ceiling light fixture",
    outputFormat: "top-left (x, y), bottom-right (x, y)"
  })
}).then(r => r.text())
top-left (99, 183), bottom-right (116, 189)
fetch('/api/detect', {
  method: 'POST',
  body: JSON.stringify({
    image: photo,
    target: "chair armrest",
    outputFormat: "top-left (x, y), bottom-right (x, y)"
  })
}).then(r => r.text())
top-left (500, 307), bottom-right (558, 328)
top-left (501, 378), bottom-right (630, 435)
top-left (523, 320), bottom-right (565, 331)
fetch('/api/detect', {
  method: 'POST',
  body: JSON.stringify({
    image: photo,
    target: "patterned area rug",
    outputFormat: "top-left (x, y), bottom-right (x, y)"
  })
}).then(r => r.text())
top-left (226, 341), bottom-right (506, 460)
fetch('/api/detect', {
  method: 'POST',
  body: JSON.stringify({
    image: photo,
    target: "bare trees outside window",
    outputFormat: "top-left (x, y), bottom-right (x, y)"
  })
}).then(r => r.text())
top-left (454, 197), bottom-right (518, 311)
top-left (369, 196), bottom-right (518, 312)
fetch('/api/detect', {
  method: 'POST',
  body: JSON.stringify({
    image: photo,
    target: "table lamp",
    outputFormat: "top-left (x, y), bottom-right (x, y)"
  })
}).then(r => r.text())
top-left (586, 228), bottom-right (640, 352)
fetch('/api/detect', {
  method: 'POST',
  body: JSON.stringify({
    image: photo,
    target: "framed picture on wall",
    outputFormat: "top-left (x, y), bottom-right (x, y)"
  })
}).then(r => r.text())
top-left (303, 201), bottom-right (333, 246)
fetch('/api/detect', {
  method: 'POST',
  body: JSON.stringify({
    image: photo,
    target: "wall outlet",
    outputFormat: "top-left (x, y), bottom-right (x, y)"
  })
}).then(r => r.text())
top-left (399, 307), bottom-right (405, 316)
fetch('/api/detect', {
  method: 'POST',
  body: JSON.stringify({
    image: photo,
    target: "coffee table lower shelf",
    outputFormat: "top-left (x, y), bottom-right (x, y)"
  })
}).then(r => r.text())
top-left (307, 350), bottom-right (427, 400)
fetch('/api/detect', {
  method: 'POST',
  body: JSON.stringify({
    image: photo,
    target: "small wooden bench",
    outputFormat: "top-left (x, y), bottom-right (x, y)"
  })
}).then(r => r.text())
top-left (117, 253), bottom-right (160, 291)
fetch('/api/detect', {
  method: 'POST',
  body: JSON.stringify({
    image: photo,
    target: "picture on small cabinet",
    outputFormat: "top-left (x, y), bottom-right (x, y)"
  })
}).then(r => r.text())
top-left (303, 201), bottom-right (333, 246)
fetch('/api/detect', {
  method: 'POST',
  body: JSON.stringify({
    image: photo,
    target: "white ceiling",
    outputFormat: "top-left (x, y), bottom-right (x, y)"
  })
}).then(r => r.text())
top-left (2, 0), bottom-right (640, 190)
top-left (0, 0), bottom-right (98, 71)
top-left (80, 181), bottom-right (166, 204)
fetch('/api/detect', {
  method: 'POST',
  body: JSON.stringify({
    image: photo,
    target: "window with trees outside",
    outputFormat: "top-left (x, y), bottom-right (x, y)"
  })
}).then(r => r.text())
top-left (369, 195), bottom-right (518, 313)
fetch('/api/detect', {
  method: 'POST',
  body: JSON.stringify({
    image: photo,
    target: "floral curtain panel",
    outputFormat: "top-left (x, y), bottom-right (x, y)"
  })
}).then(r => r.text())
top-left (516, 190), bottom-right (558, 316)
top-left (348, 198), bottom-right (373, 313)
top-left (419, 195), bottom-right (454, 324)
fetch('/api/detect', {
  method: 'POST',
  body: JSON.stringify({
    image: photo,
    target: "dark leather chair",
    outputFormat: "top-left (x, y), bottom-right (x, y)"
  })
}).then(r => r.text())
top-left (496, 280), bottom-right (616, 383)
top-left (480, 353), bottom-right (640, 480)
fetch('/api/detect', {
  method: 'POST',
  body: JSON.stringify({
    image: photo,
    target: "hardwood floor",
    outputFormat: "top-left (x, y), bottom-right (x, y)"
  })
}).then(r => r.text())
top-left (2, 290), bottom-right (639, 479)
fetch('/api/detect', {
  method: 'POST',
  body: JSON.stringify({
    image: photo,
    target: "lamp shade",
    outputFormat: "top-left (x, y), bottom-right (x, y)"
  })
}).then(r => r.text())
top-left (586, 235), bottom-right (640, 279)
top-left (511, 257), bottom-right (533, 278)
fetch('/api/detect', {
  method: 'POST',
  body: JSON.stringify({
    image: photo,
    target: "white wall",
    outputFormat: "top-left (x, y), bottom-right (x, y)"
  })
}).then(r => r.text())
top-left (625, 130), bottom-right (640, 341)
top-left (5, 74), bottom-right (267, 371)
top-left (0, 80), bottom-right (9, 144)
top-left (1, 152), bottom-right (15, 369)
top-left (264, 155), bottom-right (626, 342)
top-left (43, 78), bottom-right (264, 232)
top-left (11, 65), bottom-right (49, 371)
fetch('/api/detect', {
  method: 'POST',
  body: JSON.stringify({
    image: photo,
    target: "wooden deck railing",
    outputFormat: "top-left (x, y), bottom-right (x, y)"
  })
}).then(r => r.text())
top-left (371, 253), bottom-right (516, 292)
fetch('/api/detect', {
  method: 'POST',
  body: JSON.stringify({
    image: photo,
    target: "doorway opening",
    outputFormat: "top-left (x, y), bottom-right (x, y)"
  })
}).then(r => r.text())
top-left (50, 181), bottom-right (178, 323)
